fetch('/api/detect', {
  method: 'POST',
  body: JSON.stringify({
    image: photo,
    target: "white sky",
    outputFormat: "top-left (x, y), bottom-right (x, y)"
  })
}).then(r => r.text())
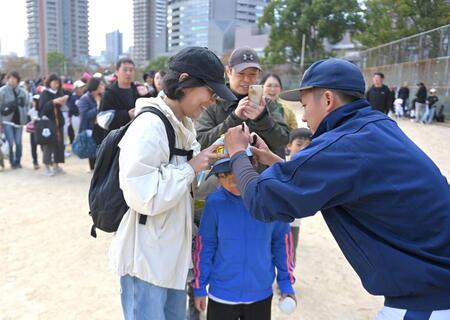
top-left (0, 0), bottom-right (133, 57)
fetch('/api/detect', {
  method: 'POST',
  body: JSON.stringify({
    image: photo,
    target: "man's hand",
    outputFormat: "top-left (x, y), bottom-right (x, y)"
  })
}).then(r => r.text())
top-left (244, 98), bottom-right (265, 120)
top-left (280, 293), bottom-right (297, 303)
top-left (128, 108), bottom-right (135, 119)
top-left (249, 132), bottom-right (283, 166)
top-left (224, 124), bottom-right (251, 157)
top-left (234, 97), bottom-right (249, 120)
top-left (195, 296), bottom-right (207, 313)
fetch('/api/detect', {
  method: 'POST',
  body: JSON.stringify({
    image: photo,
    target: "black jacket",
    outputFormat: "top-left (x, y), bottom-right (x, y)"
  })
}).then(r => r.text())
top-left (38, 89), bottom-right (64, 117)
top-left (41, 100), bottom-right (64, 129)
top-left (398, 87), bottom-right (410, 100)
top-left (427, 95), bottom-right (439, 108)
top-left (366, 85), bottom-right (391, 114)
top-left (99, 82), bottom-right (140, 131)
top-left (415, 86), bottom-right (427, 104)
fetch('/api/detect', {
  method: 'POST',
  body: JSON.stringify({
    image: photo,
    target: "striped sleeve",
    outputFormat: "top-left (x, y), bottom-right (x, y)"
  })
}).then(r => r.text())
top-left (272, 222), bottom-right (296, 295)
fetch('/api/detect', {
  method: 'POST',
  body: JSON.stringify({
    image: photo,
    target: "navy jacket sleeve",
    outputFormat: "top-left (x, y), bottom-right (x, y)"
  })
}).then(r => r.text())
top-left (241, 143), bottom-right (363, 223)
top-left (192, 198), bottom-right (218, 297)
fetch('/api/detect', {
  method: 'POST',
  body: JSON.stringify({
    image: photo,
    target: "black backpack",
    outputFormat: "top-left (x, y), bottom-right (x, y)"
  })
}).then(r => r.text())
top-left (436, 105), bottom-right (445, 123)
top-left (88, 107), bottom-right (193, 238)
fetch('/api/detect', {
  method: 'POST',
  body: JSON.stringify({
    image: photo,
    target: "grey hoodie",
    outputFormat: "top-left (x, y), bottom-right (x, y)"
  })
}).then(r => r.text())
top-left (0, 84), bottom-right (30, 126)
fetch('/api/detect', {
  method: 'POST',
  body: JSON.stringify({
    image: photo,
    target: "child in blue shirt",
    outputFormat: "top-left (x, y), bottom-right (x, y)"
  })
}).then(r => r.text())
top-left (192, 152), bottom-right (296, 320)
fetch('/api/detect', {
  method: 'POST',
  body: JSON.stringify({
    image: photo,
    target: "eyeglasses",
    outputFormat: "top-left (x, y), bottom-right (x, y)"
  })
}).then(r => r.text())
top-left (265, 83), bottom-right (281, 88)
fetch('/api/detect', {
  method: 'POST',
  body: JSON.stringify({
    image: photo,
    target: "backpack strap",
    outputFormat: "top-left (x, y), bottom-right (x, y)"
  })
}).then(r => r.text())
top-left (136, 106), bottom-right (194, 225)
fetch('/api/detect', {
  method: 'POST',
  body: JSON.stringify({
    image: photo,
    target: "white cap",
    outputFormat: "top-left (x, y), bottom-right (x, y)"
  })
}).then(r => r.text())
top-left (93, 72), bottom-right (103, 78)
top-left (73, 80), bottom-right (86, 89)
top-left (430, 88), bottom-right (437, 93)
top-left (278, 296), bottom-right (297, 314)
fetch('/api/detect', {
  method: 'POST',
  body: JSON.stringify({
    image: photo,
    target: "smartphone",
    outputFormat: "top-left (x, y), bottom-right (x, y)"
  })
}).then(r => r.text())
top-left (248, 85), bottom-right (263, 105)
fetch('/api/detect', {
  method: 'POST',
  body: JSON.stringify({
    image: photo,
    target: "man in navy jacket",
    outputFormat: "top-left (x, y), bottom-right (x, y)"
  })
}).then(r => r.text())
top-left (223, 58), bottom-right (450, 319)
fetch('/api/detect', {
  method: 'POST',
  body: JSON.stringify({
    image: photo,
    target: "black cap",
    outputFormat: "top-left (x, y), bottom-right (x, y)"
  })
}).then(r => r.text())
top-left (229, 47), bottom-right (262, 72)
top-left (169, 47), bottom-right (237, 101)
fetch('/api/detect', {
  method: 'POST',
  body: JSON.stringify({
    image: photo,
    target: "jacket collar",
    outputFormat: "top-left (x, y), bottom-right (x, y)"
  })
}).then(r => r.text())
top-left (135, 97), bottom-right (197, 148)
top-left (222, 85), bottom-right (246, 113)
top-left (312, 99), bottom-right (372, 139)
top-left (6, 83), bottom-right (18, 93)
top-left (46, 88), bottom-right (58, 95)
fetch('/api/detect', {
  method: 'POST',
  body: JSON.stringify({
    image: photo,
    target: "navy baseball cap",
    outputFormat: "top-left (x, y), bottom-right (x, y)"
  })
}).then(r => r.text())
top-left (205, 141), bottom-right (253, 180)
top-left (280, 58), bottom-right (366, 101)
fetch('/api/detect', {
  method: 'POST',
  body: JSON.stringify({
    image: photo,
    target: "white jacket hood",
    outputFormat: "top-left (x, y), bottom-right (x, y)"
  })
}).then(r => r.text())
top-left (109, 96), bottom-right (199, 290)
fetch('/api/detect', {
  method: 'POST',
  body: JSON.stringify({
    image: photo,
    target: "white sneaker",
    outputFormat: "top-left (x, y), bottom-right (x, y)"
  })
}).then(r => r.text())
top-left (53, 167), bottom-right (66, 175)
top-left (43, 168), bottom-right (55, 177)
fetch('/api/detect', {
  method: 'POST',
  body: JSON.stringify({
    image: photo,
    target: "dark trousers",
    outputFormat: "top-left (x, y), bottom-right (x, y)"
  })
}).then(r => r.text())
top-left (88, 157), bottom-right (95, 170)
top-left (207, 295), bottom-right (272, 320)
top-left (43, 128), bottom-right (65, 165)
top-left (30, 133), bottom-right (39, 165)
top-left (68, 124), bottom-right (75, 144)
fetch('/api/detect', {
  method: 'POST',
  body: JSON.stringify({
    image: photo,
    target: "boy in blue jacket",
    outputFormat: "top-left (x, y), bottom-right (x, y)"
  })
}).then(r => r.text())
top-left (192, 150), bottom-right (296, 320)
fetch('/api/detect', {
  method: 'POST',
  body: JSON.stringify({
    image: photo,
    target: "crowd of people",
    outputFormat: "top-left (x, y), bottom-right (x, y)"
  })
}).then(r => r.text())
top-left (0, 61), bottom-right (167, 173)
top-left (365, 72), bottom-right (445, 124)
top-left (1, 45), bottom-right (449, 320)
top-left (0, 47), bottom-right (303, 319)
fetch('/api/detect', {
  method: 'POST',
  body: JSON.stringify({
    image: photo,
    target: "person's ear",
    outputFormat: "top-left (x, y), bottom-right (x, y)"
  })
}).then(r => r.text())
top-left (324, 90), bottom-right (335, 112)
top-left (178, 73), bottom-right (190, 82)
top-left (225, 66), bottom-right (232, 78)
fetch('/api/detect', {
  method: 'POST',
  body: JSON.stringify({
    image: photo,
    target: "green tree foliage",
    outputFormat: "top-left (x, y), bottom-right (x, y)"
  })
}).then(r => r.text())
top-left (144, 56), bottom-right (170, 73)
top-left (47, 52), bottom-right (67, 75)
top-left (259, 0), bottom-right (363, 66)
top-left (355, 0), bottom-right (450, 48)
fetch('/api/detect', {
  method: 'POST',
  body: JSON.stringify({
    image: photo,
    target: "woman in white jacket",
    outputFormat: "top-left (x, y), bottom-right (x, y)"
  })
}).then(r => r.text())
top-left (109, 47), bottom-right (236, 320)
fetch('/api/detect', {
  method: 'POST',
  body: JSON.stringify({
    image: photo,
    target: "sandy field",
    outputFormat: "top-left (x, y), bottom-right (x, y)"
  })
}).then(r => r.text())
top-left (1, 116), bottom-right (449, 320)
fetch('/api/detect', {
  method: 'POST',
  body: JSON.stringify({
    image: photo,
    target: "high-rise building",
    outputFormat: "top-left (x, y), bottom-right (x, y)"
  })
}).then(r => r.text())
top-left (167, 0), bottom-right (269, 55)
top-left (167, 0), bottom-right (210, 51)
top-left (106, 30), bottom-right (123, 63)
top-left (133, 0), bottom-right (167, 67)
top-left (26, 0), bottom-right (89, 75)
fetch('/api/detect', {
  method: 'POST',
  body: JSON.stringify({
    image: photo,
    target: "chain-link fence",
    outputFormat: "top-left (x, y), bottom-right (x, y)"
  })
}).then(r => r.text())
top-left (357, 25), bottom-right (450, 116)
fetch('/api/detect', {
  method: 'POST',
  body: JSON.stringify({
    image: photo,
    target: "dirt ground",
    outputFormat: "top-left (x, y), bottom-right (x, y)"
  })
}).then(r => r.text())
top-left (1, 115), bottom-right (449, 320)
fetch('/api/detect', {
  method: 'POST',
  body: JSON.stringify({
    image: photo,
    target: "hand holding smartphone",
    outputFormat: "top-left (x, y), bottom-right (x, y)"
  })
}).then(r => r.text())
top-left (248, 85), bottom-right (263, 105)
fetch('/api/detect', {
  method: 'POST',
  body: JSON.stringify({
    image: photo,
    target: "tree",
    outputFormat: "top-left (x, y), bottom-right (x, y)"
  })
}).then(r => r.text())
top-left (47, 51), bottom-right (67, 75)
top-left (143, 56), bottom-right (170, 73)
top-left (258, 0), bottom-right (363, 66)
top-left (1, 55), bottom-right (40, 79)
top-left (355, 0), bottom-right (450, 48)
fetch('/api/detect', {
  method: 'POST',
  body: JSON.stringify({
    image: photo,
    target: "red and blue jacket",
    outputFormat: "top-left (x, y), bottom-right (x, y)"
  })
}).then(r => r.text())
top-left (192, 186), bottom-right (295, 302)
